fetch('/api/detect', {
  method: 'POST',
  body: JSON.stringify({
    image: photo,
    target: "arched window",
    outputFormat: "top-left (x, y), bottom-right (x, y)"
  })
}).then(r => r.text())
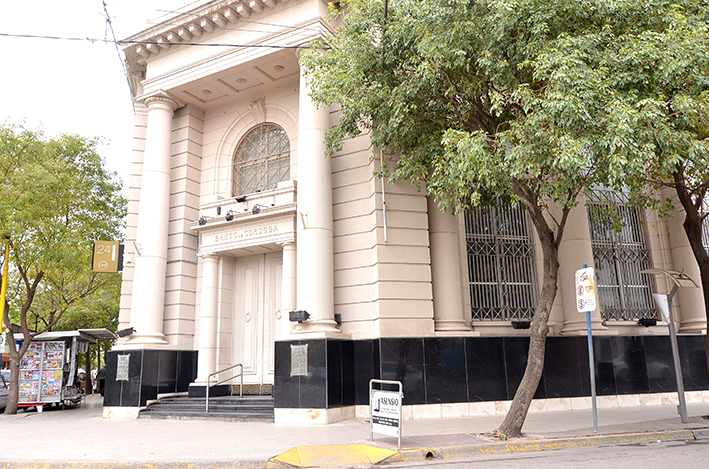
top-left (232, 123), bottom-right (290, 196)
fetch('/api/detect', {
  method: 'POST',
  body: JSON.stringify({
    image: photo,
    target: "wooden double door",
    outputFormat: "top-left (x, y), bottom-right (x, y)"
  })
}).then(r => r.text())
top-left (232, 253), bottom-right (282, 392)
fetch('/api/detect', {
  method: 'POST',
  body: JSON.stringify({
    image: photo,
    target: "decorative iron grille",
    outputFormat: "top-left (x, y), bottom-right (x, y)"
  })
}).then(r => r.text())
top-left (232, 123), bottom-right (290, 196)
top-left (465, 202), bottom-right (537, 321)
top-left (586, 190), bottom-right (656, 321)
top-left (702, 200), bottom-right (709, 253)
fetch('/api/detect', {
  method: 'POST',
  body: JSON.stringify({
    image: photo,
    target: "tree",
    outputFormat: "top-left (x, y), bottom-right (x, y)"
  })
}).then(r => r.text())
top-left (588, 3), bottom-right (709, 371)
top-left (0, 123), bottom-right (125, 414)
top-left (302, 0), bottom-right (662, 437)
top-left (54, 272), bottom-right (121, 394)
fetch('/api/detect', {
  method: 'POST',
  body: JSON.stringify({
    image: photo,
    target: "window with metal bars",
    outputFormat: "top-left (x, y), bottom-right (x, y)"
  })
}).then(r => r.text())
top-left (232, 123), bottom-right (290, 196)
top-left (702, 201), bottom-right (709, 253)
top-left (464, 202), bottom-right (537, 321)
top-left (585, 190), bottom-right (656, 321)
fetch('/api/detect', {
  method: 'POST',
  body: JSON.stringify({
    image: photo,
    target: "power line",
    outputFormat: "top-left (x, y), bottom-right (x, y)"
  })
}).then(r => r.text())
top-left (0, 32), bottom-right (331, 50)
top-left (103, 1), bottom-right (135, 109)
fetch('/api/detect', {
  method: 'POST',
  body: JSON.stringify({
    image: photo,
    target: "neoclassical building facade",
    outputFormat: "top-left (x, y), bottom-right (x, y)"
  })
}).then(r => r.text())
top-left (105, 0), bottom-right (709, 423)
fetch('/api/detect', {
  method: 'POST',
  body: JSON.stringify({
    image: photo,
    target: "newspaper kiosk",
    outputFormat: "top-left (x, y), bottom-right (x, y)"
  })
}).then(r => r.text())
top-left (16, 329), bottom-right (115, 410)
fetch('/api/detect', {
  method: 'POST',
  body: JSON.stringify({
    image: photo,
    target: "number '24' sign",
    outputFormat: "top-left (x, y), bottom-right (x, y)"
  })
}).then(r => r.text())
top-left (92, 241), bottom-right (124, 273)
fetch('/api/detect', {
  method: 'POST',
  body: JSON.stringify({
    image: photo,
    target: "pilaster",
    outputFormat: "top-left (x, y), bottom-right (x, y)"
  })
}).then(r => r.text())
top-left (663, 188), bottom-right (707, 333)
top-left (558, 195), bottom-right (606, 335)
top-left (427, 197), bottom-right (470, 332)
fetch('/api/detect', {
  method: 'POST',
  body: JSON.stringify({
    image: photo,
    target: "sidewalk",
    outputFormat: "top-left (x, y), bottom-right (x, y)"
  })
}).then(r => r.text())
top-left (0, 394), bottom-right (707, 467)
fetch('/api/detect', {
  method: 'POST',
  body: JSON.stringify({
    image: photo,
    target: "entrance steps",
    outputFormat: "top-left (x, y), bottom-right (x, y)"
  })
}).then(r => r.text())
top-left (139, 395), bottom-right (274, 422)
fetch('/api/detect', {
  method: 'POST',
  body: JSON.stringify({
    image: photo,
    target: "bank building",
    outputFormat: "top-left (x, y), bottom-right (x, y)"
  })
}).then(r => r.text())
top-left (105, 0), bottom-right (709, 423)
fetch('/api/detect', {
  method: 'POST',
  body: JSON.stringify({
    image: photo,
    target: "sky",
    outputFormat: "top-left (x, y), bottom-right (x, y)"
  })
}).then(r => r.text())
top-left (0, 1), bottom-right (177, 191)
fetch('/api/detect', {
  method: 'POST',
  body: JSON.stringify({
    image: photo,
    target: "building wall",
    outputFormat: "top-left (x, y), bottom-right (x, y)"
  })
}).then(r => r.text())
top-left (110, 0), bottom-right (708, 422)
top-left (165, 105), bottom-right (203, 348)
top-left (117, 0), bottom-right (709, 352)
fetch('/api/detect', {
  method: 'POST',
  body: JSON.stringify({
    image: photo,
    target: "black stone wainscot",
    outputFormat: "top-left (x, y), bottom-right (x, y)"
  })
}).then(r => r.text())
top-left (273, 335), bottom-right (709, 411)
top-left (103, 350), bottom-right (197, 407)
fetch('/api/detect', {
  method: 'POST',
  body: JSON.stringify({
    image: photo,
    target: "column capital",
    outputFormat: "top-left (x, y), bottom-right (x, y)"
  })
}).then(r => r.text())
top-left (140, 92), bottom-right (181, 112)
top-left (295, 45), bottom-right (309, 61)
top-left (199, 253), bottom-right (221, 261)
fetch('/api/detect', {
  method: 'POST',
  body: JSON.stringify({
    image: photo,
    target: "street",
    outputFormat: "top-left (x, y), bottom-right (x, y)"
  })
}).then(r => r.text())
top-left (387, 439), bottom-right (709, 469)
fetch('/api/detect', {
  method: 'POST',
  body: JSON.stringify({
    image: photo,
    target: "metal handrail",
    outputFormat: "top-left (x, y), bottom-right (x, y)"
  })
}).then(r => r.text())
top-left (206, 363), bottom-right (243, 413)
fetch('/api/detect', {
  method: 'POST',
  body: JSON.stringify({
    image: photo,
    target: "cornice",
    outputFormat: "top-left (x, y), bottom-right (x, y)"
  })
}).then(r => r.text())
top-left (121, 0), bottom-right (294, 61)
top-left (137, 16), bottom-right (334, 96)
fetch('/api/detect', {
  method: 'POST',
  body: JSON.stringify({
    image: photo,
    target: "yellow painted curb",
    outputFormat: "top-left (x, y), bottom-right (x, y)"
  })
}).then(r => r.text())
top-left (270, 444), bottom-right (397, 467)
top-left (375, 429), bottom-right (702, 464)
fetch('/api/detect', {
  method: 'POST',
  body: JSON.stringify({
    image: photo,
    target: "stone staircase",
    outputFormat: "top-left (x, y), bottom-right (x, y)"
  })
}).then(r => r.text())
top-left (140, 395), bottom-right (274, 421)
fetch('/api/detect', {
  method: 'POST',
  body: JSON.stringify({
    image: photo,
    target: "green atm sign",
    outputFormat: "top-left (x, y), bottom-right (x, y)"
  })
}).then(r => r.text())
top-left (92, 241), bottom-right (124, 273)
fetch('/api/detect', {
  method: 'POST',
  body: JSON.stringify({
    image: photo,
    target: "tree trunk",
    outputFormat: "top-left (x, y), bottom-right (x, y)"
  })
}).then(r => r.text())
top-left (97, 342), bottom-right (103, 396)
top-left (682, 220), bottom-right (709, 374)
top-left (5, 350), bottom-right (21, 415)
top-left (496, 227), bottom-right (559, 437)
top-left (496, 184), bottom-right (564, 438)
top-left (4, 332), bottom-right (31, 415)
top-left (85, 348), bottom-right (92, 395)
top-left (4, 269), bottom-right (44, 414)
top-left (672, 170), bottom-right (709, 374)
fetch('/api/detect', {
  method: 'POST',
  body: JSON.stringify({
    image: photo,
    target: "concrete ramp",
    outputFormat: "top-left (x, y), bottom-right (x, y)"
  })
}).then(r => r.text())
top-left (268, 444), bottom-right (397, 467)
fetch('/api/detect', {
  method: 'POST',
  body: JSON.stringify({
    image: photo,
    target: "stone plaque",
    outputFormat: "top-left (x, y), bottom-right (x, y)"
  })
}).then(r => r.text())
top-left (116, 354), bottom-right (130, 381)
top-left (290, 344), bottom-right (308, 377)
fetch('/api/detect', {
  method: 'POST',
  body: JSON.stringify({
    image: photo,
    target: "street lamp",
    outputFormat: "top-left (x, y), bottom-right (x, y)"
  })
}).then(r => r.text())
top-left (640, 268), bottom-right (698, 424)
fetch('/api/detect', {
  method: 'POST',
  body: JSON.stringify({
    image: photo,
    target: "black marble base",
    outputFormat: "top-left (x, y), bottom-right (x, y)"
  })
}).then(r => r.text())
top-left (104, 335), bottom-right (709, 410)
top-left (273, 335), bottom-right (709, 410)
top-left (103, 350), bottom-right (198, 407)
top-left (188, 384), bottom-right (230, 398)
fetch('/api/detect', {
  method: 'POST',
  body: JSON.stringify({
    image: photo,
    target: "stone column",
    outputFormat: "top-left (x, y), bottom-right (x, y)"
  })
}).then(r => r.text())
top-left (126, 95), bottom-right (179, 345)
top-left (558, 194), bottom-right (606, 334)
top-left (280, 241), bottom-right (297, 339)
top-left (663, 188), bottom-right (706, 332)
top-left (294, 63), bottom-right (339, 334)
top-left (195, 255), bottom-right (220, 383)
top-left (427, 197), bottom-right (470, 331)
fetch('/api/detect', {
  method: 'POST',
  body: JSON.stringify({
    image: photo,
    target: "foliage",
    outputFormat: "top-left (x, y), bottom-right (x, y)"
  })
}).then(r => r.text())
top-left (304, 0), bottom-right (624, 212)
top-left (52, 272), bottom-right (120, 332)
top-left (593, 1), bottom-right (709, 370)
top-left (0, 122), bottom-right (126, 413)
top-left (302, 0), bottom-right (709, 436)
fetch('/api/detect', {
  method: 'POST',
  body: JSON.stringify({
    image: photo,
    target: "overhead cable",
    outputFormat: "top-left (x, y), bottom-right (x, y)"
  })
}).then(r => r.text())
top-left (0, 32), bottom-right (331, 50)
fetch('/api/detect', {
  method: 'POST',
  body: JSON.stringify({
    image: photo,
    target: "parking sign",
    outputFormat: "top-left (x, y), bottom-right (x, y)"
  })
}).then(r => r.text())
top-left (575, 267), bottom-right (597, 312)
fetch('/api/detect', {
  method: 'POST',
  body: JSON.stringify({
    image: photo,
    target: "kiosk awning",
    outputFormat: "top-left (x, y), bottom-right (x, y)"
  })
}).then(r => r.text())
top-left (12, 328), bottom-right (116, 345)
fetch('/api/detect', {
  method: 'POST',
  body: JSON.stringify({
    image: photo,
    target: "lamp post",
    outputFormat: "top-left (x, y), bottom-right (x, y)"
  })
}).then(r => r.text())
top-left (640, 268), bottom-right (698, 424)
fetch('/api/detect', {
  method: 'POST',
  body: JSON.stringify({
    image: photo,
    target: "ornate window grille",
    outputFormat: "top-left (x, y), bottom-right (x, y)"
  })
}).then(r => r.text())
top-left (586, 190), bottom-right (656, 321)
top-left (465, 202), bottom-right (537, 321)
top-left (702, 200), bottom-right (709, 253)
top-left (232, 123), bottom-right (290, 196)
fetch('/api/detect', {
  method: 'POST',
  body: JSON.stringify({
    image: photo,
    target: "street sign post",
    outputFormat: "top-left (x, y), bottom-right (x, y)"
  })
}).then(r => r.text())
top-left (575, 265), bottom-right (599, 433)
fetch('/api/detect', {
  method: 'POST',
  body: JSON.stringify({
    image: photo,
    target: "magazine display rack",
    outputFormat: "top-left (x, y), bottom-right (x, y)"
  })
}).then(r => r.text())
top-left (18, 341), bottom-right (66, 407)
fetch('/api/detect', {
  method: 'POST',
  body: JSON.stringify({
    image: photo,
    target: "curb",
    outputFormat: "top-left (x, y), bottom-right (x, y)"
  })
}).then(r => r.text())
top-left (385, 428), bottom-right (709, 464)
